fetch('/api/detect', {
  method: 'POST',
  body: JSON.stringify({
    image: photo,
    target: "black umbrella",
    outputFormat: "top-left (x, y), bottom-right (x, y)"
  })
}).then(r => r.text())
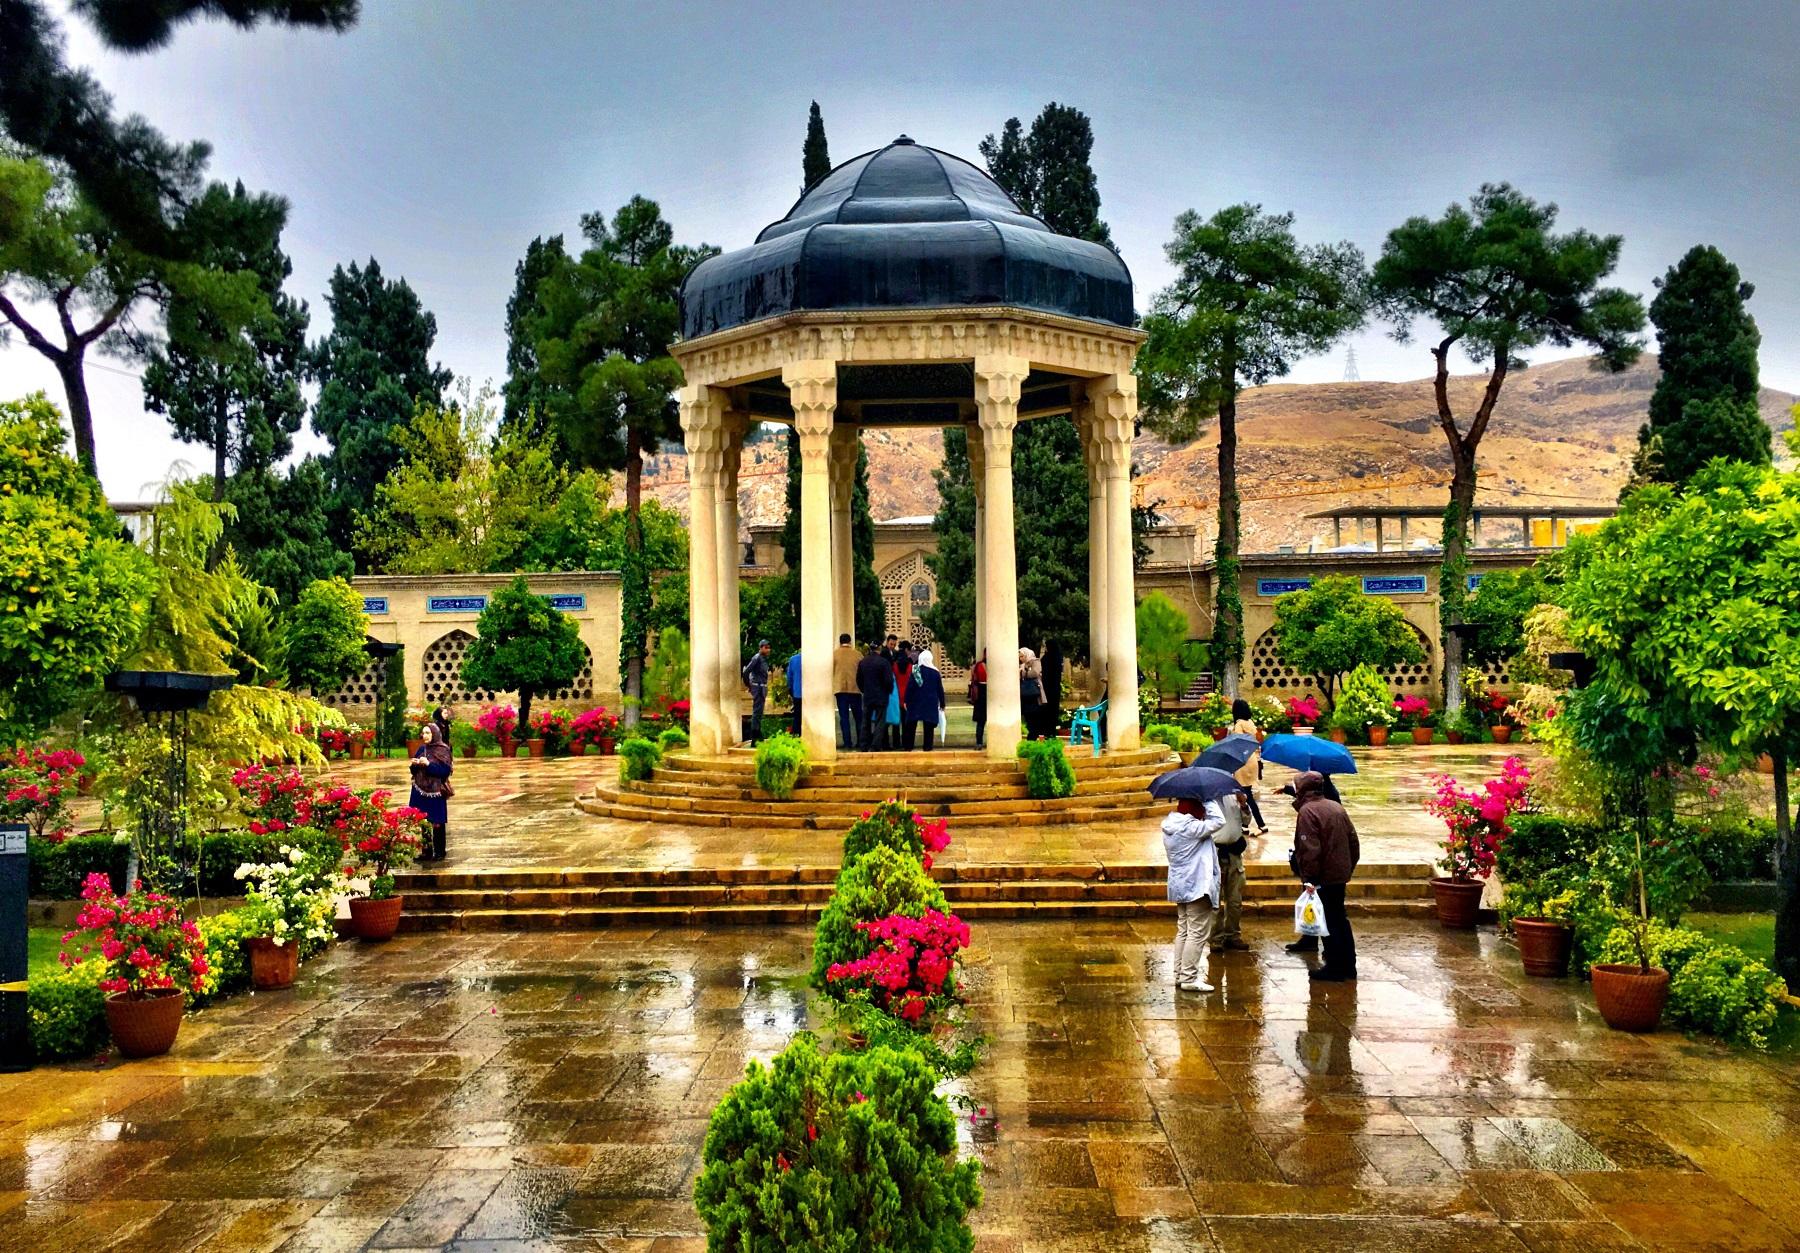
top-left (1148, 765), bottom-right (1243, 803)
top-left (1193, 733), bottom-right (1259, 772)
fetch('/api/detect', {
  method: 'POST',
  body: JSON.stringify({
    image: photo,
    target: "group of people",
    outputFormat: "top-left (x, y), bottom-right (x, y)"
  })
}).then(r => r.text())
top-left (1161, 699), bottom-right (1359, 990)
top-left (742, 634), bottom-right (948, 751)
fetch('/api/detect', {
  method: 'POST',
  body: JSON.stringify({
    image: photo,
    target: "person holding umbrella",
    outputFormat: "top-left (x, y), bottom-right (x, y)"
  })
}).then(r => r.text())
top-left (1289, 770), bottom-right (1360, 982)
top-left (1228, 699), bottom-right (1271, 835)
top-left (1148, 763), bottom-right (1240, 992)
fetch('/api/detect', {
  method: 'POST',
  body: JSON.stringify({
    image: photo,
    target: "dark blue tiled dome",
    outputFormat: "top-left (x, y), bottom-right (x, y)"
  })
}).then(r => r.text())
top-left (679, 137), bottom-right (1135, 339)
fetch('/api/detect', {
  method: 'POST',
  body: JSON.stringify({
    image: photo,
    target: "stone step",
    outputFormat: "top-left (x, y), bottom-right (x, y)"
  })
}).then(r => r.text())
top-left (593, 785), bottom-right (1163, 819)
top-left (396, 896), bottom-right (1434, 933)
top-left (392, 861), bottom-right (1431, 891)
top-left (574, 797), bottom-right (1171, 829)
top-left (609, 771), bottom-right (1162, 803)
top-left (657, 747), bottom-right (1176, 778)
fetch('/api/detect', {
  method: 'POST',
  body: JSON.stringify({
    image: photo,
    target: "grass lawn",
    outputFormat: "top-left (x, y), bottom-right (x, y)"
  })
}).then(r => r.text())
top-left (29, 927), bottom-right (64, 978)
top-left (1685, 912), bottom-right (1800, 1054)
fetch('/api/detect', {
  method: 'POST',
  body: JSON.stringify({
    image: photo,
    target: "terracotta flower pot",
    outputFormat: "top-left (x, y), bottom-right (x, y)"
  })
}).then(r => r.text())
top-left (1490, 725), bottom-right (1513, 744)
top-left (406, 737), bottom-right (424, 756)
top-left (598, 736), bottom-right (616, 755)
top-left (349, 740), bottom-right (365, 760)
top-left (843, 1030), bottom-right (869, 1051)
top-left (1430, 876), bottom-right (1484, 929)
top-left (1445, 729), bottom-right (1466, 745)
top-left (246, 936), bottom-right (299, 990)
top-left (568, 740), bottom-right (587, 757)
top-left (461, 745), bottom-right (477, 759)
top-left (527, 738), bottom-right (547, 758)
top-left (1255, 730), bottom-right (1266, 742)
top-left (1756, 753), bottom-right (1776, 775)
top-left (499, 737), bottom-right (519, 758)
top-left (1210, 727), bottom-right (1229, 742)
top-left (104, 990), bottom-right (185, 1058)
top-left (349, 895), bottom-right (404, 941)
top-left (1590, 963), bottom-right (1670, 1032)
top-left (1368, 726), bottom-right (1390, 747)
top-left (1513, 918), bottom-right (1573, 978)
top-left (1411, 727), bottom-right (1435, 745)
top-left (1327, 727), bottom-right (1349, 744)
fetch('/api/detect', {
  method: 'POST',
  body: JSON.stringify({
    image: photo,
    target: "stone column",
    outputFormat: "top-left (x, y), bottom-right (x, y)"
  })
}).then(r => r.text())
top-left (828, 425), bottom-right (858, 643)
top-left (785, 359), bottom-right (839, 760)
top-left (975, 355), bottom-right (1028, 760)
top-left (1075, 399), bottom-right (1110, 702)
top-left (965, 423), bottom-right (986, 663)
top-left (1090, 373), bottom-right (1140, 750)
top-left (678, 384), bottom-right (726, 755)
top-left (716, 410), bottom-right (750, 741)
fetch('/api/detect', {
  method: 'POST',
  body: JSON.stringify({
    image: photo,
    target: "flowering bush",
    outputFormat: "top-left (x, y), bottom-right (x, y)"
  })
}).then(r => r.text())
top-left (1192, 692), bottom-right (1233, 732)
top-left (476, 704), bottom-right (518, 744)
top-left (1253, 695), bottom-right (1292, 732)
top-left (234, 845), bottom-right (339, 949)
top-left (1, 746), bottom-right (84, 842)
top-left (232, 763), bottom-right (316, 836)
top-left (813, 844), bottom-right (948, 991)
top-left (569, 706), bottom-right (618, 751)
top-left (1425, 756), bottom-right (1532, 880)
top-left (1471, 689), bottom-right (1512, 727)
top-left (404, 707), bottom-right (433, 735)
top-left (825, 909), bottom-right (970, 1025)
top-left (1285, 694), bottom-right (1322, 727)
top-left (324, 785), bottom-right (424, 900)
top-left (1392, 695), bottom-right (1435, 731)
top-left (59, 874), bottom-right (209, 998)
top-left (529, 708), bottom-right (572, 751)
top-left (316, 725), bottom-right (353, 757)
top-left (640, 695), bottom-right (690, 728)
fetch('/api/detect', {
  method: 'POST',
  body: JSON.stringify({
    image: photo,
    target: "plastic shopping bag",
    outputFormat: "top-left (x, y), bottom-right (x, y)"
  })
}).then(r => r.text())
top-left (938, 708), bottom-right (948, 737)
top-left (1294, 887), bottom-right (1330, 938)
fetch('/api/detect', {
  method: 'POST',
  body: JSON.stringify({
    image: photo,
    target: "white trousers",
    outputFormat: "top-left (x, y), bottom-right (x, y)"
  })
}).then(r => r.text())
top-left (1173, 897), bottom-right (1216, 985)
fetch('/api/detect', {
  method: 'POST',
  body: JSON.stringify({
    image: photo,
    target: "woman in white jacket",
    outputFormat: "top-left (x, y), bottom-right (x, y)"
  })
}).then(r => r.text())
top-left (1162, 798), bottom-right (1223, 993)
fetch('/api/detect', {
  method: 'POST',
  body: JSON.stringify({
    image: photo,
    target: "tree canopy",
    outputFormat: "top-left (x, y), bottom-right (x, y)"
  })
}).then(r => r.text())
top-left (1638, 244), bottom-right (1768, 484)
top-left (1369, 183), bottom-right (1645, 711)
top-left (979, 102), bottom-right (1111, 243)
top-left (281, 576), bottom-right (369, 694)
top-left (1136, 591), bottom-right (1199, 704)
top-left (802, 100), bottom-right (831, 190)
top-left (461, 575), bottom-right (586, 726)
top-left (499, 233), bottom-right (568, 452)
top-left (1270, 575), bottom-right (1424, 705)
top-left (220, 458), bottom-right (351, 605)
top-left (1137, 203), bottom-right (1366, 693)
top-left (0, 393), bottom-right (154, 739)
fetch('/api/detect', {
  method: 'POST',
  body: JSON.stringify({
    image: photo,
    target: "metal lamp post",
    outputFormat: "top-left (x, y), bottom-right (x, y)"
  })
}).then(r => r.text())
top-left (104, 671), bottom-right (236, 892)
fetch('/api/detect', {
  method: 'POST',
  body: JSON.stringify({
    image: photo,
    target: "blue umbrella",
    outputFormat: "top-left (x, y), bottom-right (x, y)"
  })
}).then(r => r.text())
top-left (1257, 733), bottom-right (1358, 775)
top-left (1192, 733), bottom-right (1259, 771)
top-left (1148, 765), bottom-right (1243, 802)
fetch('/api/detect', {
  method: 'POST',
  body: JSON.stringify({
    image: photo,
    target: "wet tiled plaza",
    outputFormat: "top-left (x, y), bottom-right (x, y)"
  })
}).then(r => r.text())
top-left (4, 917), bottom-right (1798, 1251)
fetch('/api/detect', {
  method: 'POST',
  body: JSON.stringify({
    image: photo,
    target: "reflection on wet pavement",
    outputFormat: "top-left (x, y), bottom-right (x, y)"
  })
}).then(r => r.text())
top-left (2, 917), bottom-right (1796, 1250)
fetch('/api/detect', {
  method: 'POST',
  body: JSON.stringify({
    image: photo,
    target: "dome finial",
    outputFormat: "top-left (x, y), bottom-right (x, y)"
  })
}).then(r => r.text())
top-left (892, 134), bottom-right (915, 145)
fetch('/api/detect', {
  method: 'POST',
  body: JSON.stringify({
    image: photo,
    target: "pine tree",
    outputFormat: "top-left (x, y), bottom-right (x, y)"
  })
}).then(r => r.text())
top-left (1639, 244), bottom-right (1769, 483)
top-left (802, 101), bottom-right (831, 190)
top-left (500, 233), bottom-right (568, 450)
top-left (979, 103), bottom-right (1110, 243)
top-left (308, 258), bottom-right (451, 547)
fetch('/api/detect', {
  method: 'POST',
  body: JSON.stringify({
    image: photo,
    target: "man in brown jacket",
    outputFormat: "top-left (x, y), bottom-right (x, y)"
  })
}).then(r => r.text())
top-left (1290, 771), bottom-right (1359, 981)
top-left (832, 633), bottom-right (863, 751)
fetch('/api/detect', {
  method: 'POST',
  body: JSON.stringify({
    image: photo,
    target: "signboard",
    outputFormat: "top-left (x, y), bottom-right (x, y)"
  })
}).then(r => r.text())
top-left (1466, 574), bottom-right (1485, 591)
top-left (427, 595), bottom-right (488, 614)
top-left (1362, 575), bottom-right (1428, 595)
top-left (0, 823), bottom-right (26, 1071)
top-left (542, 593), bottom-right (586, 612)
top-left (362, 597), bottom-right (389, 615)
top-left (1256, 578), bottom-right (1312, 597)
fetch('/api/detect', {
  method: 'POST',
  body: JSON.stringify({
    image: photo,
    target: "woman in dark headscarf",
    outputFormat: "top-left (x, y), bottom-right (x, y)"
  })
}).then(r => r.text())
top-left (409, 721), bottom-right (454, 862)
top-left (432, 704), bottom-right (453, 748)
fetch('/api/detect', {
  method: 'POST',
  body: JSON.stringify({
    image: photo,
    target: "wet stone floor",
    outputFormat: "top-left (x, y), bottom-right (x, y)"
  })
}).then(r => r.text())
top-left (4, 918), bottom-right (1798, 1251)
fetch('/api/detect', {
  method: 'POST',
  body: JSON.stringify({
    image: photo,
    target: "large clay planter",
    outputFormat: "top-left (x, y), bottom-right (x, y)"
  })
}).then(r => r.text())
top-left (1513, 918), bottom-right (1573, 978)
top-left (1591, 963), bottom-right (1670, 1032)
top-left (499, 737), bottom-right (519, 758)
top-left (1430, 876), bottom-right (1485, 929)
top-left (1368, 726), bottom-right (1390, 747)
top-left (1756, 753), bottom-right (1776, 775)
top-left (527, 738), bottom-right (547, 758)
top-left (1210, 727), bottom-right (1229, 742)
top-left (1445, 729), bottom-right (1466, 745)
top-left (568, 741), bottom-right (587, 757)
top-left (597, 736), bottom-right (616, 755)
top-left (104, 990), bottom-right (185, 1058)
top-left (349, 740), bottom-right (365, 761)
top-left (1490, 725), bottom-right (1514, 744)
top-left (406, 737), bottom-right (424, 756)
top-left (349, 895), bottom-right (404, 941)
top-left (1411, 727), bottom-right (1435, 745)
top-left (461, 745), bottom-right (477, 760)
top-left (246, 936), bottom-right (299, 990)
top-left (1327, 727), bottom-right (1349, 745)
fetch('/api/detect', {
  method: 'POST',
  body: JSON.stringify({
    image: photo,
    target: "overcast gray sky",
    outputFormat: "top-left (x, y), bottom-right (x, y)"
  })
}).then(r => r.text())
top-left (4, 0), bottom-right (1796, 497)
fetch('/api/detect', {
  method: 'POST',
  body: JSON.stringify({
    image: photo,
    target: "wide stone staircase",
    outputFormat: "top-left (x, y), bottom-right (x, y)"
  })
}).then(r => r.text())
top-left (573, 745), bottom-right (1181, 829)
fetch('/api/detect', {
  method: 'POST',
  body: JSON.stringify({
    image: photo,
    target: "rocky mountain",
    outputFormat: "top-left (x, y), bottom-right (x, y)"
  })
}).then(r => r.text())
top-left (637, 355), bottom-right (1796, 557)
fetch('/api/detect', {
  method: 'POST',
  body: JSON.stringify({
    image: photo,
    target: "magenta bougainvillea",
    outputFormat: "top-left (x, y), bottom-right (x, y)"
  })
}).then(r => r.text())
top-left (1392, 695), bottom-right (1434, 730)
top-left (825, 908), bottom-right (970, 1024)
top-left (1425, 756), bottom-right (1532, 881)
top-left (1, 746), bottom-right (85, 842)
top-left (1285, 695), bottom-right (1321, 727)
top-left (61, 874), bottom-right (209, 997)
top-left (915, 816), bottom-right (951, 870)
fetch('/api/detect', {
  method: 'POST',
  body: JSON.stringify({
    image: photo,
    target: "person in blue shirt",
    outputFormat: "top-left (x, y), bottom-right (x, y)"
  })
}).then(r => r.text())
top-left (786, 650), bottom-right (803, 735)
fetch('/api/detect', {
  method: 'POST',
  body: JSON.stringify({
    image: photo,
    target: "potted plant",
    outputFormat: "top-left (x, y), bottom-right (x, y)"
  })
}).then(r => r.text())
top-left (1252, 696), bottom-right (1290, 740)
top-left (1587, 823), bottom-right (1684, 1032)
top-left (449, 720), bottom-right (482, 760)
top-left (348, 727), bottom-right (375, 761)
top-left (1440, 707), bottom-right (1478, 745)
top-left (529, 708), bottom-right (571, 757)
top-left (59, 872), bottom-right (209, 1058)
top-left (477, 705), bottom-right (520, 757)
top-left (316, 725), bottom-right (352, 759)
top-left (1423, 756), bottom-right (1530, 927)
top-left (1284, 695), bottom-right (1321, 736)
top-left (1393, 695), bottom-right (1436, 745)
top-left (1500, 870), bottom-right (1577, 977)
top-left (233, 845), bottom-right (338, 990)
top-left (404, 708), bottom-right (431, 756)
top-left (570, 706), bottom-right (619, 756)
top-left (1192, 693), bottom-right (1234, 740)
top-left (1334, 665), bottom-right (1395, 746)
top-left (0, 746), bottom-right (83, 841)
top-left (333, 785), bottom-right (426, 940)
top-left (1479, 691), bottom-right (1514, 743)
top-left (1323, 708), bottom-right (1352, 744)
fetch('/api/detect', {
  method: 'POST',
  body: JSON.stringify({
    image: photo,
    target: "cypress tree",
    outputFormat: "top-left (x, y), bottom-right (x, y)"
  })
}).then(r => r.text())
top-left (802, 101), bottom-right (832, 190)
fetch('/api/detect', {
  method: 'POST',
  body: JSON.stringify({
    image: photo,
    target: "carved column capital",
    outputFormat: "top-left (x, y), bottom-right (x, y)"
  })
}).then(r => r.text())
top-left (1086, 374), bottom-right (1137, 472)
top-left (973, 354), bottom-right (1029, 429)
top-left (679, 384), bottom-right (728, 473)
top-left (827, 423), bottom-right (859, 478)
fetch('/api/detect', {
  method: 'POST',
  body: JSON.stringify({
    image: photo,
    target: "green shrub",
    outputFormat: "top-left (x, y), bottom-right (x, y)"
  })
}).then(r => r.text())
top-left (1688, 817), bottom-right (1777, 881)
top-left (694, 1034), bottom-right (981, 1252)
top-left (812, 845), bottom-right (947, 991)
top-left (195, 828), bottom-right (340, 897)
top-left (617, 736), bottom-right (663, 783)
top-left (1143, 723), bottom-right (1185, 751)
top-left (28, 960), bottom-right (108, 1060)
top-left (1496, 814), bottom-right (1605, 887)
top-left (753, 733), bottom-right (808, 800)
top-left (1017, 738), bottom-right (1075, 799)
top-left (1597, 921), bottom-right (1785, 1048)
top-left (1333, 664), bottom-right (1396, 736)
top-left (28, 833), bottom-right (130, 899)
top-left (657, 725), bottom-right (690, 751)
top-left (842, 800), bottom-right (922, 864)
top-left (193, 907), bottom-right (268, 1006)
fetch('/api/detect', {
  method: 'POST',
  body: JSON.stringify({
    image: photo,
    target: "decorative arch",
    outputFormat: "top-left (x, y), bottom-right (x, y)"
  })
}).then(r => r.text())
top-left (421, 630), bottom-right (492, 706)
top-left (878, 552), bottom-right (936, 647)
